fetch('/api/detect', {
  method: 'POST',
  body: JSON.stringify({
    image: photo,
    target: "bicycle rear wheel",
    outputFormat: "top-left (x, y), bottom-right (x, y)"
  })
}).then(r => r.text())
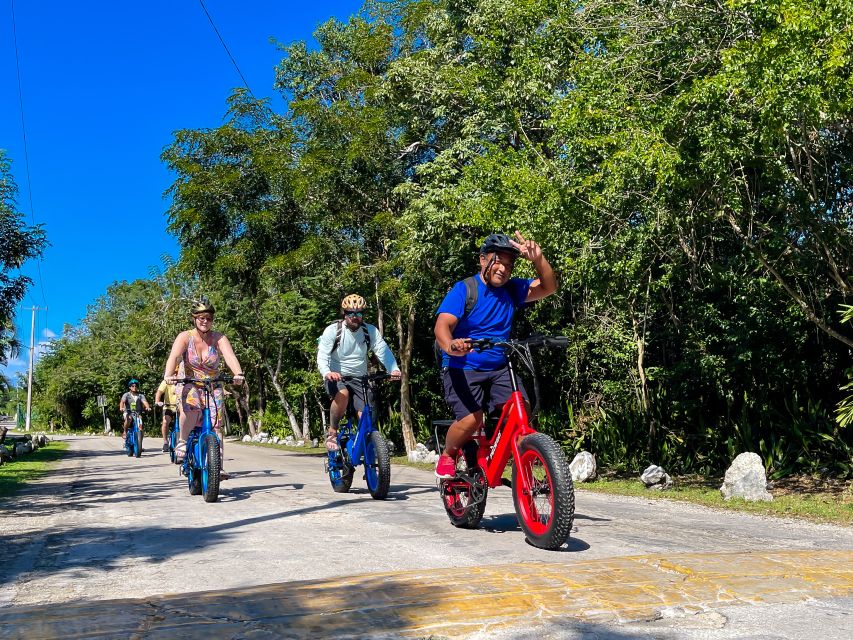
top-left (440, 463), bottom-right (487, 529)
top-left (364, 431), bottom-right (390, 499)
top-left (201, 433), bottom-right (221, 503)
top-left (327, 448), bottom-right (354, 493)
top-left (511, 433), bottom-right (574, 550)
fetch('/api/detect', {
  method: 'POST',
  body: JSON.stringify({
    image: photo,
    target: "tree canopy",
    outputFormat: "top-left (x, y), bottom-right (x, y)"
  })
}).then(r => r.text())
top-left (31, 0), bottom-right (853, 477)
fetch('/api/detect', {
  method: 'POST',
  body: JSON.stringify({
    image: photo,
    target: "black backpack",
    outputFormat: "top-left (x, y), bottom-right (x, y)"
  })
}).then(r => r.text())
top-left (433, 276), bottom-right (479, 367)
top-left (330, 320), bottom-right (381, 369)
top-left (332, 320), bottom-right (370, 352)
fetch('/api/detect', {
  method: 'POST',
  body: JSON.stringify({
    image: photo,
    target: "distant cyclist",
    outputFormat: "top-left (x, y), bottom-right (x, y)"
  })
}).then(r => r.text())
top-left (433, 231), bottom-right (557, 478)
top-left (154, 376), bottom-right (178, 453)
top-left (119, 379), bottom-right (151, 449)
top-left (317, 294), bottom-right (401, 450)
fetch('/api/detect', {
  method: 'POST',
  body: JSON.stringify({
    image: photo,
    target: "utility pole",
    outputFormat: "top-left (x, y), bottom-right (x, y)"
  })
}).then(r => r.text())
top-left (24, 306), bottom-right (46, 432)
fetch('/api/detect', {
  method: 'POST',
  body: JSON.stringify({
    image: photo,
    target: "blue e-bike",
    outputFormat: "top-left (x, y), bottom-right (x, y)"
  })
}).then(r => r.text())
top-left (124, 410), bottom-right (143, 458)
top-left (324, 373), bottom-right (392, 499)
top-left (173, 374), bottom-right (231, 503)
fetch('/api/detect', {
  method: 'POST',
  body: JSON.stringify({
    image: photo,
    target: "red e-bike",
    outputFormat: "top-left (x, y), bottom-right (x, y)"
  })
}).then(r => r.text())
top-left (437, 336), bottom-right (574, 550)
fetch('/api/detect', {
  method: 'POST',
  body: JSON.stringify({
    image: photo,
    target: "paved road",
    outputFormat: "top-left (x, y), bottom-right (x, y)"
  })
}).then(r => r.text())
top-left (1, 435), bottom-right (851, 638)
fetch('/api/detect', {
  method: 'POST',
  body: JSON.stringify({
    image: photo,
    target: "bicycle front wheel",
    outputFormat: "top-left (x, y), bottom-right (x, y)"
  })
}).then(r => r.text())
top-left (201, 433), bottom-right (221, 503)
top-left (364, 431), bottom-right (390, 500)
top-left (133, 428), bottom-right (141, 458)
top-left (511, 433), bottom-right (574, 550)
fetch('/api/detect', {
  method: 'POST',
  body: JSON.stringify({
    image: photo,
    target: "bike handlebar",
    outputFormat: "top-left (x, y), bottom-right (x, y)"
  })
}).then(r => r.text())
top-left (172, 374), bottom-right (235, 385)
top-left (465, 336), bottom-right (568, 351)
top-left (341, 372), bottom-right (393, 383)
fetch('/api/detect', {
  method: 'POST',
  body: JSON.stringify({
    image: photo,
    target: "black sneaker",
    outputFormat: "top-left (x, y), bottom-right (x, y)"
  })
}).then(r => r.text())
top-left (162, 443), bottom-right (169, 453)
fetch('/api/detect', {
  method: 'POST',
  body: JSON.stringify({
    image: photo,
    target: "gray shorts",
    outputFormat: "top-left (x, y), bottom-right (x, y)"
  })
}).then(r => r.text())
top-left (325, 378), bottom-right (374, 415)
top-left (441, 366), bottom-right (528, 422)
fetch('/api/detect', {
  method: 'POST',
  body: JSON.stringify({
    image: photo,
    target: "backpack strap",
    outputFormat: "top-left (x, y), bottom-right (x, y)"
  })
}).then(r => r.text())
top-left (462, 275), bottom-right (478, 318)
top-left (332, 320), bottom-right (343, 353)
top-left (433, 276), bottom-right (480, 368)
top-left (331, 320), bottom-right (371, 353)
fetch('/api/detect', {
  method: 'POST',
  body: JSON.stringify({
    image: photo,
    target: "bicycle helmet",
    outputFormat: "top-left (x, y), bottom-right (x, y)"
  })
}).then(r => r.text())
top-left (128, 378), bottom-right (139, 388)
top-left (341, 294), bottom-right (366, 311)
top-left (191, 297), bottom-right (215, 316)
top-left (479, 233), bottom-right (520, 256)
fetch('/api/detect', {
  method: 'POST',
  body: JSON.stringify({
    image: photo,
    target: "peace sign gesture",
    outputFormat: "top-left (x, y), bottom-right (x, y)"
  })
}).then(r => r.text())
top-left (509, 230), bottom-right (543, 262)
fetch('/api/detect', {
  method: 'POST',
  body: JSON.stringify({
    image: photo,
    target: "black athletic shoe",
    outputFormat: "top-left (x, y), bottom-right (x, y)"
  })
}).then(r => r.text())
top-left (162, 443), bottom-right (169, 453)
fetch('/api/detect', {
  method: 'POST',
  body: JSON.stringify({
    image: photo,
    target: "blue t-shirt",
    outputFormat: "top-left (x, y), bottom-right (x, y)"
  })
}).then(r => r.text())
top-left (436, 274), bottom-right (532, 370)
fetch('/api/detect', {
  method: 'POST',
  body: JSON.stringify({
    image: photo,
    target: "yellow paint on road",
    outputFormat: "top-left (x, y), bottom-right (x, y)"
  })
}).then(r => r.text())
top-left (2, 550), bottom-right (851, 639)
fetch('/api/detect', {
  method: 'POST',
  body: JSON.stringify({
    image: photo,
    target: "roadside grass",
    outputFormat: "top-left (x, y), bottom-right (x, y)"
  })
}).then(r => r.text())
top-left (0, 441), bottom-right (70, 500)
top-left (239, 440), bottom-right (853, 525)
top-left (238, 440), bottom-right (327, 456)
top-left (577, 475), bottom-right (853, 525)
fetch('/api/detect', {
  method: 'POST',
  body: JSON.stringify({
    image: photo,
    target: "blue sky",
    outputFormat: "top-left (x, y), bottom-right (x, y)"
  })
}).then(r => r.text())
top-left (1, 0), bottom-right (362, 381)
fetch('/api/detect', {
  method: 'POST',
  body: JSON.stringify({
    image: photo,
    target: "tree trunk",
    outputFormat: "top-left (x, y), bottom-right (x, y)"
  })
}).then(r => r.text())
top-left (374, 274), bottom-right (384, 335)
top-left (257, 364), bottom-right (267, 415)
top-left (396, 304), bottom-right (417, 455)
top-left (237, 385), bottom-right (257, 436)
top-left (315, 390), bottom-right (327, 434)
top-left (302, 393), bottom-right (310, 440)
top-left (262, 361), bottom-right (303, 439)
top-left (234, 390), bottom-right (247, 433)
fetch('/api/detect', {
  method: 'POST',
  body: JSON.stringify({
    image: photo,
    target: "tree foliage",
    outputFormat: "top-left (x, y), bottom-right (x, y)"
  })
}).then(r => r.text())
top-left (31, 0), bottom-right (853, 476)
top-left (0, 150), bottom-right (47, 364)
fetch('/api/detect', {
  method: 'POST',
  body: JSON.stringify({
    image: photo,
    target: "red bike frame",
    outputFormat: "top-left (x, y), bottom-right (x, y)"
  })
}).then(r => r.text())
top-left (463, 357), bottom-right (536, 492)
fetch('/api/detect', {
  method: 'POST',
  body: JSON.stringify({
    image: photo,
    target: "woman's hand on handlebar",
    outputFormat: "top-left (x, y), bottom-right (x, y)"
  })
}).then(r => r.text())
top-left (233, 373), bottom-right (245, 385)
top-left (390, 370), bottom-right (402, 381)
top-left (325, 371), bottom-right (342, 382)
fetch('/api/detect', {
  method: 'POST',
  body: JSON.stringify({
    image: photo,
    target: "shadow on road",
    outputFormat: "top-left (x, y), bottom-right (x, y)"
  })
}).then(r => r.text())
top-left (0, 496), bottom-right (363, 587)
top-left (0, 569), bottom-right (648, 640)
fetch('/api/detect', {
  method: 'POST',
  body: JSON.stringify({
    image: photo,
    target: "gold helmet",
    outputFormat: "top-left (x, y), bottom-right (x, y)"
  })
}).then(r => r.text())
top-left (340, 294), bottom-right (366, 311)
top-left (191, 297), bottom-right (215, 316)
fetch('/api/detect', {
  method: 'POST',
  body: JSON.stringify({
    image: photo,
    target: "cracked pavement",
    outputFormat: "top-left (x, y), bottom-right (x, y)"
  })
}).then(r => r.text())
top-left (0, 435), bottom-right (851, 638)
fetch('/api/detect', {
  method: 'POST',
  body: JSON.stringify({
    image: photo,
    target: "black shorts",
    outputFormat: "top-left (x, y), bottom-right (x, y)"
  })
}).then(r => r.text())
top-left (163, 408), bottom-right (175, 418)
top-left (442, 366), bottom-right (528, 422)
top-left (325, 379), bottom-right (373, 415)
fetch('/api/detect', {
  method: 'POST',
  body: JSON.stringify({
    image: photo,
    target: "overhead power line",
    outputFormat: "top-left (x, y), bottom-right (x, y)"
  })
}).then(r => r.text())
top-left (10, 0), bottom-right (48, 307)
top-left (197, 0), bottom-right (256, 98)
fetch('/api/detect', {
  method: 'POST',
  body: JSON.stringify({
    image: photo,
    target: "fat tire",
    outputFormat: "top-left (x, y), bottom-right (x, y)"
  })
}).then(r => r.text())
top-left (511, 433), bottom-right (574, 550)
top-left (201, 433), bottom-right (221, 503)
top-left (440, 464), bottom-right (488, 529)
top-left (133, 428), bottom-right (142, 458)
top-left (365, 431), bottom-right (391, 500)
top-left (188, 466), bottom-right (202, 495)
top-left (330, 448), bottom-right (354, 493)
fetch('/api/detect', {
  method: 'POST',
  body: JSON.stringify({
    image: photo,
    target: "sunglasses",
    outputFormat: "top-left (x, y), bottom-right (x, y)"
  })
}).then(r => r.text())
top-left (345, 311), bottom-right (364, 318)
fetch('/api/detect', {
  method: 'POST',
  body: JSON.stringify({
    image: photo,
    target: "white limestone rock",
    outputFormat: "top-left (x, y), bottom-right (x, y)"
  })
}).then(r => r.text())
top-left (569, 451), bottom-right (597, 483)
top-left (641, 464), bottom-right (672, 490)
top-left (720, 452), bottom-right (772, 502)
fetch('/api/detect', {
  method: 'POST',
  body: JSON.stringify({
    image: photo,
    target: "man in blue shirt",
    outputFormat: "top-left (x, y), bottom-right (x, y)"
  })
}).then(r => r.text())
top-left (433, 231), bottom-right (557, 478)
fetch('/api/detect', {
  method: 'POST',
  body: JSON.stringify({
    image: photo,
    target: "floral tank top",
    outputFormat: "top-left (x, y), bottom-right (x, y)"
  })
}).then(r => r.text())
top-left (177, 330), bottom-right (224, 420)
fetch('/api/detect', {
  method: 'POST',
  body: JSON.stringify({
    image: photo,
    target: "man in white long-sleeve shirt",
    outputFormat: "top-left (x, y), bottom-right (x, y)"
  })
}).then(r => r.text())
top-left (317, 294), bottom-right (401, 450)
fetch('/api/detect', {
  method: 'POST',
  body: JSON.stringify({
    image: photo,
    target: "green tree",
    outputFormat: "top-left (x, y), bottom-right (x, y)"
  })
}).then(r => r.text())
top-left (0, 150), bottom-right (48, 363)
